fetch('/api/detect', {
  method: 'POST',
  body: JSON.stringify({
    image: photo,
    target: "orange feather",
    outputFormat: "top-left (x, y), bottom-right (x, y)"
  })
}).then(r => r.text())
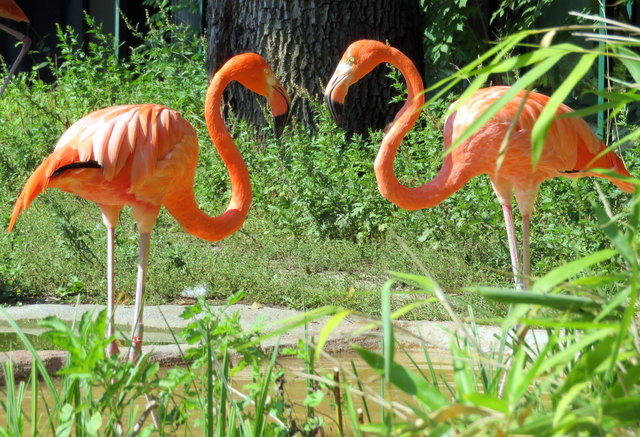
top-left (0, 0), bottom-right (28, 23)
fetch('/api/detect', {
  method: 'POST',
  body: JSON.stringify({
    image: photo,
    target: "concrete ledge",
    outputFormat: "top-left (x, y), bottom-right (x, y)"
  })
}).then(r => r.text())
top-left (0, 304), bottom-right (548, 384)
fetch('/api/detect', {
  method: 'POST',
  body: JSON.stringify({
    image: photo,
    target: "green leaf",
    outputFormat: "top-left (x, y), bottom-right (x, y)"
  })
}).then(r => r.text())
top-left (595, 285), bottom-right (630, 322)
top-left (424, 30), bottom-right (530, 105)
top-left (390, 271), bottom-right (437, 293)
top-left (55, 404), bottom-right (74, 437)
top-left (470, 287), bottom-right (601, 310)
top-left (353, 345), bottom-right (448, 410)
top-left (449, 52), bottom-right (565, 153)
top-left (381, 281), bottom-right (394, 377)
top-left (302, 389), bottom-right (325, 408)
top-left (464, 393), bottom-right (508, 414)
top-left (503, 346), bottom-right (528, 405)
top-left (559, 336), bottom-right (616, 396)
top-left (450, 339), bottom-right (474, 400)
top-left (539, 330), bottom-right (613, 375)
top-left (553, 382), bottom-right (588, 427)
top-left (472, 43), bottom-right (585, 75)
top-left (610, 363), bottom-right (640, 398)
top-left (519, 319), bottom-right (616, 330)
top-left (561, 100), bottom-right (623, 119)
top-left (531, 53), bottom-right (597, 166)
top-left (602, 396), bottom-right (640, 422)
top-left (533, 249), bottom-right (617, 292)
top-left (613, 46), bottom-right (640, 83)
top-left (238, 306), bottom-right (341, 350)
top-left (315, 309), bottom-right (351, 359)
top-left (629, 193), bottom-right (640, 236)
top-left (85, 412), bottom-right (102, 435)
top-left (593, 203), bottom-right (635, 265)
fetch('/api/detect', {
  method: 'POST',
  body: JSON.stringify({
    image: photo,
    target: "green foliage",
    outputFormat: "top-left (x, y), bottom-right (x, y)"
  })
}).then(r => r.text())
top-left (0, 295), bottom-right (337, 435)
top-left (316, 189), bottom-right (639, 435)
top-left (420, 0), bottom-right (598, 88)
top-left (421, 0), bottom-right (487, 78)
top-left (490, 0), bottom-right (560, 36)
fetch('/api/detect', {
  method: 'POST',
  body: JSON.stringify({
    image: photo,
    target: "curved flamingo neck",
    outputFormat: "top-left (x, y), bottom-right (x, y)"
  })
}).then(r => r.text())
top-left (205, 69), bottom-right (252, 215)
top-left (165, 68), bottom-right (252, 241)
top-left (372, 48), bottom-right (464, 211)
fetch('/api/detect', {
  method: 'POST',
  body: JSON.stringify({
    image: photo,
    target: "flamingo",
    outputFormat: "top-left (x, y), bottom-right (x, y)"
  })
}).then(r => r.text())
top-left (0, 0), bottom-right (30, 98)
top-left (8, 53), bottom-right (290, 361)
top-left (324, 40), bottom-right (634, 288)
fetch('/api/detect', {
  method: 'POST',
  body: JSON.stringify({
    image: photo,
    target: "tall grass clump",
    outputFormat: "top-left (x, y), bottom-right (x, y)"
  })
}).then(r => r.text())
top-left (0, 292), bottom-right (339, 435)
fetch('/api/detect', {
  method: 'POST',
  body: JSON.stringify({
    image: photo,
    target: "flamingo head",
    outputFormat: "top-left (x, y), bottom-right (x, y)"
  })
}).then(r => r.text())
top-left (229, 53), bottom-right (291, 138)
top-left (324, 40), bottom-right (390, 128)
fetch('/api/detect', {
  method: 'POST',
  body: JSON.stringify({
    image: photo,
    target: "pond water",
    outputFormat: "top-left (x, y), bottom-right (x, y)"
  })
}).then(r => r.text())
top-left (0, 347), bottom-right (455, 435)
top-left (0, 332), bottom-right (60, 351)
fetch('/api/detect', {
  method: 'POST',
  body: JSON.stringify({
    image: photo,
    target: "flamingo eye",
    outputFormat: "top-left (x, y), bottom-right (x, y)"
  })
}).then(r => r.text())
top-left (347, 56), bottom-right (356, 64)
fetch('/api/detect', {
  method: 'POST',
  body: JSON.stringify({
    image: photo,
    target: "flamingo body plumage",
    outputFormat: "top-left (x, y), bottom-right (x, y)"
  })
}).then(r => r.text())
top-left (10, 104), bottom-right (197, 232)
top-left (9, 53), bottom-right (290, 360)
top-left (325, 40), bottom-right (634, 287)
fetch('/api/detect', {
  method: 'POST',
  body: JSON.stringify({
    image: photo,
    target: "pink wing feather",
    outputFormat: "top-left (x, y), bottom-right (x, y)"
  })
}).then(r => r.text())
top-left (8, 104), bottom-right (197, 231)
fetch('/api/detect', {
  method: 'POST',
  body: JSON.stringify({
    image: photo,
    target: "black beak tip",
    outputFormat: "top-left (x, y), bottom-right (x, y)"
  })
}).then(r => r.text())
top-left (324, 93), bottom-right (344, 128)
top-left (274, 112), bottom-right (289, 138)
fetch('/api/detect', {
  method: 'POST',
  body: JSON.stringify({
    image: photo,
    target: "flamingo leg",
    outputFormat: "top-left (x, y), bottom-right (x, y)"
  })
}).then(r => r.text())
top-left (515, 187), bottom-right (537, 289)
top-left (129, 232), bottom-right (150, 363)
top-left (521, 214), bottom-right (531, 289)
top-left (501, 204), bottom-right (523, 288)
top-left (492, 179), bottom-right (522, 288)
top-left (101, 206), bottom-right (122, 357)
top-left (0, 23), bottom-right (30, 98)
top-left (105, 226), bottom-right (120, 357)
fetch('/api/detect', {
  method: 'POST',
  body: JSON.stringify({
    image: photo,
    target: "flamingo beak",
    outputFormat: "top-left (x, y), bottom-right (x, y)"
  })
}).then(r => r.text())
top-left (271, 83), bottom-right (290, 138)
top-left (324, 84), bottom-right (344, 128)
top-left (274, 113), bottom-right (288, 138)
top-left (324, 62), bottom-right (352, 128)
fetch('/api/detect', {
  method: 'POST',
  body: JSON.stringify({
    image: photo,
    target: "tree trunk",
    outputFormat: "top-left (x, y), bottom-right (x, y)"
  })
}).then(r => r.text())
top-left (206, 0), bottom-right (425, 134)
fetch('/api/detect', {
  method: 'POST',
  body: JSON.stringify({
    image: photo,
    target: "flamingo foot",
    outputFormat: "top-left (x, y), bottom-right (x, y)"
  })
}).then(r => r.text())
top-left (129, 336), bottom-right (143, 363)
top-left (106, 341), bottom-right (120, 358)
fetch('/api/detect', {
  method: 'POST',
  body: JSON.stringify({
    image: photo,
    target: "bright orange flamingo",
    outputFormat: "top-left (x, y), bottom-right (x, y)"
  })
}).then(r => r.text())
top-left (325, 40), bottom-right (634, 288)
top-left (8, 53), bottom-right (290, 361)
top-left (0, 0), bottom-right (30, 98)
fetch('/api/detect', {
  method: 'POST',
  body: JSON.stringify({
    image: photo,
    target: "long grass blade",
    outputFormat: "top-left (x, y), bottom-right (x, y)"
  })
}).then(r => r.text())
top-left (216, 347), bottom-right (230, 437)
top-left (0, 307), bottom-right (59, 405)
top-left (449, 52), bottom-right (565, 153)
top-left (533, 249), bottom-right (617, 292)
top-left (469, 287), bottom-right (602, 310)
top-left (530, 53), bottom-right (597, 166)
top-left (381, 281), bottom-right (394, 383)
top-left (238, 306), bottom-right (341, 351)
top-left (30, 363), bottom-right (38, 437)
top-left (353, 345), bottom-right (449, 411)
top-left (593, 202), bottom-right (636, 266)
top-left (253, 337), bottom-right (281, 436)
top-left (343, 383), bottom-right (364, 437)
top-left (315, 309), bottom-right (351, 359)
top-left (349, 360), bottom-right (372, 423)
top-left (205, 325), bottom-right (214, 437)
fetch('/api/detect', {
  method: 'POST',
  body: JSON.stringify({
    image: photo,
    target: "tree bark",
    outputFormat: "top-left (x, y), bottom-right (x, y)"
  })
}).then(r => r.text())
top-left (206, 0), bottom-right (425, 134)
